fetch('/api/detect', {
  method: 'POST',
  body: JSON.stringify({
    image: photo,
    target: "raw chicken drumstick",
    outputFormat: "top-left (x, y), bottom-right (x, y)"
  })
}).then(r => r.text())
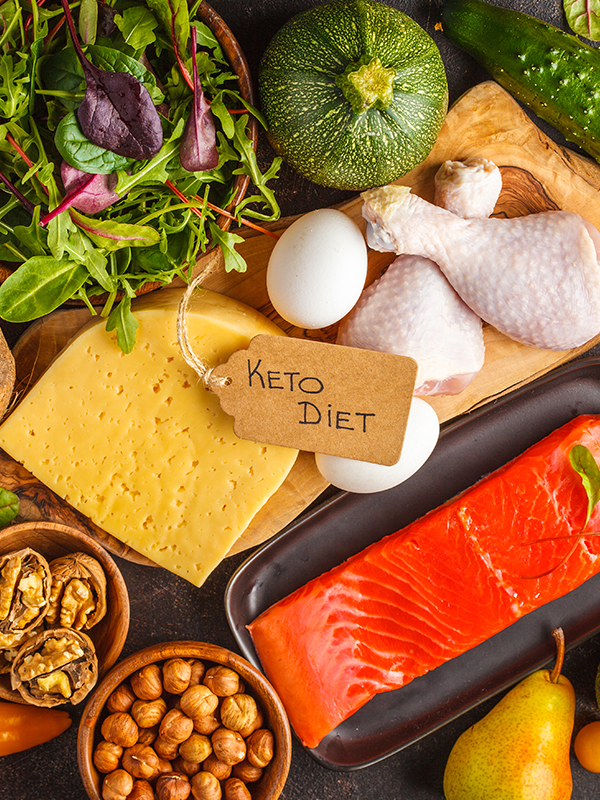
top-left (362, 184), bottom-right (600, 351)
top-left (338, 158), bottom-right (502, 395)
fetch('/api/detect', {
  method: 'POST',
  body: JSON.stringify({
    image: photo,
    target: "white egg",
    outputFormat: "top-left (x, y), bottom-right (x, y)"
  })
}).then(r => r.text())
top-left (267, 208), bottom-right (368, 329)
top-left (315, 398), bottom-right (440, 493)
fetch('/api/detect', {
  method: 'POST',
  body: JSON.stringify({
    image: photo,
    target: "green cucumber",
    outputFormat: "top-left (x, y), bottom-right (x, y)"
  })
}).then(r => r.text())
top-left (259, 0), bottom-right (448, 191)
top-left (441, 0), bottom-right (600, 162)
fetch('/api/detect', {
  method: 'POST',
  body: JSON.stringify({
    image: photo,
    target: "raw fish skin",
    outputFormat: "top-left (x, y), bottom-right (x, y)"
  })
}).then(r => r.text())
top-left (248, 415), bottom-right (600, 749)
top-left (336, 253), bottom-right (485, 396)
top-left (362, 185), bottom-right (600, 351)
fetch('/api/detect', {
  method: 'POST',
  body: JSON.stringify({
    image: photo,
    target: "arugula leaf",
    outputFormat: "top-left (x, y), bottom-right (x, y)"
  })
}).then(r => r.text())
top-left (114, 5), bottom-right (160, 52)
top-left (208, 221), bottom-right (245, 272)
top-left (0, 488), bottom-right (19, 528)
top-left (564, 0), bottom-right (600, 40)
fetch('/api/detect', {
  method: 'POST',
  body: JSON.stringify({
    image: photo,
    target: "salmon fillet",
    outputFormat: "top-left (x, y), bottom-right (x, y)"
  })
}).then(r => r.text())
top-left (248, 415), bottom-right (600, 748)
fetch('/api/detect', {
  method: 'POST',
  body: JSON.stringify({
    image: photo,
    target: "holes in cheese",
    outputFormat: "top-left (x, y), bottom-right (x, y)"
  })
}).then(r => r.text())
top-left (0, 289), bottom-right (298, 587)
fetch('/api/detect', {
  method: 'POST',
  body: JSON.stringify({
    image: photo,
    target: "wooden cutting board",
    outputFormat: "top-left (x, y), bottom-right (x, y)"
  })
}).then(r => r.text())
top-left (4, 80), bottom-right (600, 565)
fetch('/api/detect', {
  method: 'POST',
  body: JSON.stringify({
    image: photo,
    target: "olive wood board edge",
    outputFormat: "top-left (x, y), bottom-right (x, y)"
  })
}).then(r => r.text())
top-left (2, 80), bottom-right (600, 567)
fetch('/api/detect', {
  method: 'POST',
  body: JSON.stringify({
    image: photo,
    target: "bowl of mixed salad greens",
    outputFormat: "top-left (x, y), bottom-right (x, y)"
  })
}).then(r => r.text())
top-left (0, 0), bottom-right (281, 352)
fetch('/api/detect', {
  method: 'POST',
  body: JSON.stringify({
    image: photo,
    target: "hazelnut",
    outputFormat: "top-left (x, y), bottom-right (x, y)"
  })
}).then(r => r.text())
top-left (190, 771), bottom-right (222, 800)
top-left (157, 757), bottom-right (174, 776)
top-left (108, 683), bottom-right (137, 714)
top-left (102, 768), bottom-right (134, 800)
top-left (223, 778), bottom-right (250, 800)
top-left (137, 724), bottom-right (160, 746)
top-left (129, 780), bottom-right (155, 800)
top-left (219, 695), bottom-right (258, 733)
top-left (232, 760), bottom-right (263, 783)
top-left (156, 772), bottom-right (191, 800)
top-left (202, 753), bottom-right (231, 782)
top-left (94, 741), bottom-right (123, 773)
top-left (132, 697), bottom-right (168, 728)
top-left (154, 735), bottom-right (180, 761)
top-left (173, 756), bottom-right (201, 778)
top-left (193, 713), bottom-right (220, 736)
top-left (179, 732), bottom-right (212, 764)
top-left (202, 667), bottom-right (239, 698)
top-left (211, 729), bottom-right (245, 766)
top-left (101, 712), bottom-right (140, 748)
top-left (163, 658), bottom-right (192, 695)
top-left (122, 743), bottom-right (160, 781)
top-left (131, 664), bottom-right (163, 700)
top-left (188, 660), bottom-right (206, 687)
top-left (180, 685), bottom-right (219, 720)
top-left (246, 728), bottom-right (273, 768)
top-left (160, 708), bottom-right (194, 745)
top-left (238, 707), bottom-right (263, 739)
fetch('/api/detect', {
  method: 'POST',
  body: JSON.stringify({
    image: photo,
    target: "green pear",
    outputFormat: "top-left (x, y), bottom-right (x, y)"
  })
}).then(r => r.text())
top-left (443, 628), bottom-right (575, 800)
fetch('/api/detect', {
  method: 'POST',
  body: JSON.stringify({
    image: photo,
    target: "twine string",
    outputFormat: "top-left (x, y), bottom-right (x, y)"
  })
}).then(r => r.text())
top-left (176, 272), bottom-right (231, 391)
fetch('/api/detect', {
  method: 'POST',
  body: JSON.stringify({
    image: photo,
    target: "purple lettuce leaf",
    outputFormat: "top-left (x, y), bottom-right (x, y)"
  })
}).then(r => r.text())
top-left (60, 0), bottom-right (163, 160)
top-left (179, 25), bottom-right (218, 172)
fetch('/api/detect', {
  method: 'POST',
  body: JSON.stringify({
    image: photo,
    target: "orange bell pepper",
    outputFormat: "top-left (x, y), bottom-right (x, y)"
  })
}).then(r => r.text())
top-left (0, 701), bottom-right (71, 756)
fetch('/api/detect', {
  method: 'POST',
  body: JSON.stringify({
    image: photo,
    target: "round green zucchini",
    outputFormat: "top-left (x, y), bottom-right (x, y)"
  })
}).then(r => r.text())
top-left (258, 0), bottom-right (449, 191)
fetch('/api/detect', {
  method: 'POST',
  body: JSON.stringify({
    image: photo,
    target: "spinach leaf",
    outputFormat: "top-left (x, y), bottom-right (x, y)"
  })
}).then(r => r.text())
top-left (71, 209), bottom-right (161, 250)
top-left (564, 0), bottom-right (600, 40)
top-left (79, 0), bottom-right (98, 45)
top-left (0, 255), bottom-right (89, 321)
top-left (146, 0), bottom-right (190, 58)
top-left (40, 49), bottom-right (86, 110)
top-left (106, 294), bottom-right (139, 354)
top-left (55, 111), bottom-right (135, 174)
top-left (0, 488), bottom-right (19, 528)
top-left (87, 45), bottom-right (164, 105)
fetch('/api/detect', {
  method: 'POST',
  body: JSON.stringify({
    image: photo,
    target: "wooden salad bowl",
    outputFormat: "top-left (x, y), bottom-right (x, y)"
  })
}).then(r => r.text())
top-left (0, 1), bottom-right (257, 302)
top-left (0, 520), bottom-right (130, 704)
top-left (77, 641), bottom-right (292, 800)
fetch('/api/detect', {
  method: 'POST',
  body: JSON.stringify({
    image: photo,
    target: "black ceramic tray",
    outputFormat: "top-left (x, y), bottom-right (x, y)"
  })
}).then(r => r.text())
top-left (225, 356), bottom-right (600, 771)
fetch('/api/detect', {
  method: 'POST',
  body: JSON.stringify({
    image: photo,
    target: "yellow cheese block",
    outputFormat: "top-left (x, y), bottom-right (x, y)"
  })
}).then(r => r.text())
top-left (0, 288), bottom-right (298, 586)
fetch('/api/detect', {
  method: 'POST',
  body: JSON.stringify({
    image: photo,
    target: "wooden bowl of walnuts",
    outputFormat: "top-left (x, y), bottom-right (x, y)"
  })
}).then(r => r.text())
top-left (77, 641), bottom-right (292, 800)
top-left (0, 520), bottom-right (130, 706)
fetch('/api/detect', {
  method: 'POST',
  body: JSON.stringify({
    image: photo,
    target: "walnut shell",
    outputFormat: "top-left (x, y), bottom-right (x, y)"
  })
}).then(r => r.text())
top-left (0, 548), bottom-right (52, 639)
top-left (10, 626), bottom-right (98, 706)
top-left (46, 552), bottom-right (107, 631)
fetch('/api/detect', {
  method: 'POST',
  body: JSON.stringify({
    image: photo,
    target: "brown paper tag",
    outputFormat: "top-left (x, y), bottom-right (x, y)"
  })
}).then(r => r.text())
top-left (210, 335), bottom-right (417, 466)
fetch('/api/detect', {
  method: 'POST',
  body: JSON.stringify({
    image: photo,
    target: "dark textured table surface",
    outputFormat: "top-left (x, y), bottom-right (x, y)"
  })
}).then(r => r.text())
top-left (4, 1), bottom-right (600, 799)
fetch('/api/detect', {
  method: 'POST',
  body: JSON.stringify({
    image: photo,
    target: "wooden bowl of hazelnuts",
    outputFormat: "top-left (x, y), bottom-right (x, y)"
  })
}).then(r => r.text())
top-left (77, 641), bottom-right (292, 800)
